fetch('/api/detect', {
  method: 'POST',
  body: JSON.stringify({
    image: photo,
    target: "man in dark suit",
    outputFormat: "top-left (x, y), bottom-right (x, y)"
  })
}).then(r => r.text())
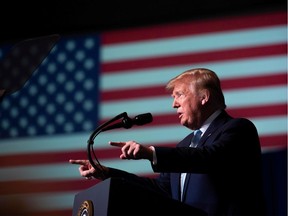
top-left (70, 68), bottom-right (265, 215)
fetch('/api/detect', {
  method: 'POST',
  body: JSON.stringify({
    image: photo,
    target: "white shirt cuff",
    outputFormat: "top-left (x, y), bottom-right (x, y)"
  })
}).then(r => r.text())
top-left (149, 146), bottom-right (157, 165)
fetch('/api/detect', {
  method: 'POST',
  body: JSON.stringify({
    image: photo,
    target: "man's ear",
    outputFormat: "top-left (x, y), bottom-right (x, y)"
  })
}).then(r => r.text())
top-left (200, 89), bottom-right (210, 105)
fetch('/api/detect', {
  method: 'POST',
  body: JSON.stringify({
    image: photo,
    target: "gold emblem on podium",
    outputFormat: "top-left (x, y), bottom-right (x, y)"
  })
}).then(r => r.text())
top-left (77, 200), bottom-right (94, 216)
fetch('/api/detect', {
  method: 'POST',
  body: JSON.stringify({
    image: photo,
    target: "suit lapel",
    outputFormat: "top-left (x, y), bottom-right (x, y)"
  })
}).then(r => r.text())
top-left (197, 110), bottom-right (231, 147)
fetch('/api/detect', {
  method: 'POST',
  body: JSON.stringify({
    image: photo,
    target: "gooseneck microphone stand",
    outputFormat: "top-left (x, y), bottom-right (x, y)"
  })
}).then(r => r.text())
top-left (86, 112), bottom-right (129, 179)
top-left (87, 111), bottom-right (153, 179)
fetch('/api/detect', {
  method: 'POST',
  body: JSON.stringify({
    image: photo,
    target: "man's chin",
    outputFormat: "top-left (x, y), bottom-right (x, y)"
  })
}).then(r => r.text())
top-left (182, 121), bottom-right (189, 127)
top-left (182, 121), bottom-right (194, 130)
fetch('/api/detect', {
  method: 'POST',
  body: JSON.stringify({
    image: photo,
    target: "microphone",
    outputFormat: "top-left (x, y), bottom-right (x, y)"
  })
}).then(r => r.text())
top-left (102, 113), bottom-right (153, 131)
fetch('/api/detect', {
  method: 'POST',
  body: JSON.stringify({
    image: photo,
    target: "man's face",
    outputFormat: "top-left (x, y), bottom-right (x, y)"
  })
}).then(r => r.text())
top-left (171, 82), bottom-right (202, 129)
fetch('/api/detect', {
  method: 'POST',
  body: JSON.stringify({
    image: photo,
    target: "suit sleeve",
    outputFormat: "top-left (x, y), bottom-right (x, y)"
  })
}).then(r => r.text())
top-left (151, 118), bottom-right (261, 174)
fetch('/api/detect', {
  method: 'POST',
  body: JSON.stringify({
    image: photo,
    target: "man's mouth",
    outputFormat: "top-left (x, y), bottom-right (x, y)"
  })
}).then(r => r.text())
top-left (178, 113), bottom-right (183, 119)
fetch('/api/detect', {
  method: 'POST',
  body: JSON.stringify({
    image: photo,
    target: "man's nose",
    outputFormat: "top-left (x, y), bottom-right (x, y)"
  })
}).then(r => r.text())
top-left (172, 99), bottom-right (178, 108)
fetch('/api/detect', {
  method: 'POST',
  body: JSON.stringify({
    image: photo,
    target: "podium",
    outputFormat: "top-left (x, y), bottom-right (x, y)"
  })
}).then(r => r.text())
top-left (73, 177), bottom-right (207, 216)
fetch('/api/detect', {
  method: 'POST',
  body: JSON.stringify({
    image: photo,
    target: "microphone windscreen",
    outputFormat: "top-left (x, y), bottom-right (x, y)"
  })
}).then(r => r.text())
top-left (134, 113), bottom-right (153, 125)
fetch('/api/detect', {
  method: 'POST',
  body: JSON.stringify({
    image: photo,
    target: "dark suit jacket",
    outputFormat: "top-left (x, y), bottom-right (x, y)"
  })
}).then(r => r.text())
top-left (108, 110), bottom-right (266, 215)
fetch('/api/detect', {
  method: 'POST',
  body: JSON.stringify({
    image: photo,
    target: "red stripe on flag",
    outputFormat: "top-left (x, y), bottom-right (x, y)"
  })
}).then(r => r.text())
top-left (221, 73), bottom-right (287, 90)
top-left (0, 150), bottom-right (87, 168)
top-left (226, 103), bottom-right (287, 118)
top-left (260, 134), bottom-right (287, 148)
top-left (101, 11), bottom-right (286, 44)
top-left (0, 175), bottom-right (154, 195)
top-left (101, 43), bottom-right (286, 72)
top-left (101, 85), bottom-right (166, 101)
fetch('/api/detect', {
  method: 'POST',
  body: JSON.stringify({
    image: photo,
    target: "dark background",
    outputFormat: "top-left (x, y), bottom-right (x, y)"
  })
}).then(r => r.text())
top-left (0, 1), bottom-right (286, 215)
top-left (0, 0), bottom-right (286, 43)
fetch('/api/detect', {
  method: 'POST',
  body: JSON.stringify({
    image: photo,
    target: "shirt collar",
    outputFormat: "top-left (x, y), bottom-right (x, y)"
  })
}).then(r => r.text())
top-left (199, 109), bottom-right (222, 136)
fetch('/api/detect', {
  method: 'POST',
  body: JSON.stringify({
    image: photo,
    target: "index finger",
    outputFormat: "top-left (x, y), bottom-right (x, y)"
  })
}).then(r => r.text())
top-left (109, 141), bottom-right (126, 147)
top-left (69, 159), bottom-right (87, 165)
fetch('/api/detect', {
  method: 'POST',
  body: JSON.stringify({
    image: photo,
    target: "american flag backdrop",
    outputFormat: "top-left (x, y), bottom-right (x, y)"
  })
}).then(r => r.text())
top-left (0, 11), bottom-right (287, 215)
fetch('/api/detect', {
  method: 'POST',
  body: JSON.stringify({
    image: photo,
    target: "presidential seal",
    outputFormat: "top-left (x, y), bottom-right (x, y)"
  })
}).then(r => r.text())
top-left (77, 200), bottom-right (93, 216)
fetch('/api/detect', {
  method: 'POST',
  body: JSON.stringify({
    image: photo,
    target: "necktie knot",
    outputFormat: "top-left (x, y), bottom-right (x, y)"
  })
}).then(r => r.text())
top-left (190, 129), bottom-right (202, 147)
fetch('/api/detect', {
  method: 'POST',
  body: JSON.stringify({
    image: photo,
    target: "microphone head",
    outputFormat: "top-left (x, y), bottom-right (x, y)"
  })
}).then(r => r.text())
top-left (134, 113), bottom-right (153, 125)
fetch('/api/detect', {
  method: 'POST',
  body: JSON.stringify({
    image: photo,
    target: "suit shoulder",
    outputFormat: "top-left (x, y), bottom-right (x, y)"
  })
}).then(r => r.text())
top-left (224, 116), bottom-right (258, 132)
